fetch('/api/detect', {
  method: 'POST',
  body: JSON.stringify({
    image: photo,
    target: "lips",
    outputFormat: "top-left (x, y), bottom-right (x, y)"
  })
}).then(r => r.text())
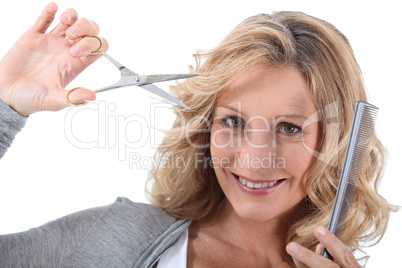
top-left (232, 173), bottom-right (285, 194)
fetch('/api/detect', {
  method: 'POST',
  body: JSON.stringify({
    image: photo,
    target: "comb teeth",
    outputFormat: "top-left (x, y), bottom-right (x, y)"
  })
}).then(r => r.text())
top-left (322, 101), bottom-right (378, 259)
top-left (346, 101), bottom-right (378, 186)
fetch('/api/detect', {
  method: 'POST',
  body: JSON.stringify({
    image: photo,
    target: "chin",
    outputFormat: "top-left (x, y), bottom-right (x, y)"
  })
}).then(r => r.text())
top-left (229, 197), bottom-right (305, 224)
top-left (230, 200), bottom-right (280, 222)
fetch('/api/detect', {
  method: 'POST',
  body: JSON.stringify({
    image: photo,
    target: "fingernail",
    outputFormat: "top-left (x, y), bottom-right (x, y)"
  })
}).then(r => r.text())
top-left (67, 26), bottom-right (79, 37)
top-left (70, 46), bottom-right (80, 57)
top-left (63, 13), bottom-right (72, 21)
top-left (289, 243), bottom-right (299, 253)
top-left (317, 226), bottom-right (327, 236)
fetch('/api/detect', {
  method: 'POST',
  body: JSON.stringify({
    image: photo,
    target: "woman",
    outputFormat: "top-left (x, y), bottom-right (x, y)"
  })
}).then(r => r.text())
top-left (0, 2), bottom-right (395, 268)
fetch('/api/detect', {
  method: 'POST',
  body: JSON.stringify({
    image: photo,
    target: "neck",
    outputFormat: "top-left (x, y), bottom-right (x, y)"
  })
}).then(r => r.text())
top-left (196, 198), bottom-right (304, 266)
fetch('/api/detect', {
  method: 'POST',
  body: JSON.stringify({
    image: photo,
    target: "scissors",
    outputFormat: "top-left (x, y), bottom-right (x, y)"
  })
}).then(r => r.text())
top-left (66, 36), bottom-right (197, 108)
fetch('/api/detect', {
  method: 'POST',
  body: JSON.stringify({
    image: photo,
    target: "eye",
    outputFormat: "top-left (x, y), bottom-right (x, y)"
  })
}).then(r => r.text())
top-left (279, 123), bottom-right (301, 135)
top-left (222, 116), bottom-right (243, 128)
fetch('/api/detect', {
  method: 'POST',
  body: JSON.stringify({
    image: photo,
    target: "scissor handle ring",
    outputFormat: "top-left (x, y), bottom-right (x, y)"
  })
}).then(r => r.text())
top-left (85, 35), bottom-right (104, 55)
top-left (66, 88), bottom-right (88, 107)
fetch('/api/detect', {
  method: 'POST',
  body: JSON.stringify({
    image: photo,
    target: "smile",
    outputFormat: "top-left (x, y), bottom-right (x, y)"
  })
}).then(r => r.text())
top-left (232, 173), bottom-right (285, 193)
top-left (238, 177), bottom-right (280, 189)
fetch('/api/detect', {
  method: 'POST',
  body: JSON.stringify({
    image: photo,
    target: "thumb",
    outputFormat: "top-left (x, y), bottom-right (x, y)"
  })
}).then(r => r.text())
top-left (315, 243), bottom-right (324, 255)
top-left (64, 87), bottom-right (96, 108)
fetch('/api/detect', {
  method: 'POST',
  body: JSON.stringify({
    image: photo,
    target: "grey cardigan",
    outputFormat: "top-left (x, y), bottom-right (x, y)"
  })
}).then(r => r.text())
top-left (0, 101), bottom-right (191, 268)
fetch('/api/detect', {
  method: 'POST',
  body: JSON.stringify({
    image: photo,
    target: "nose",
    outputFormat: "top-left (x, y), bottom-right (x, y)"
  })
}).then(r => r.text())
top-left (238, 128), bottom-right (279, 172)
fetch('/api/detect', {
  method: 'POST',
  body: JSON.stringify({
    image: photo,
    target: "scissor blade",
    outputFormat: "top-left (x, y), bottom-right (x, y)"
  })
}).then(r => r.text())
top-left (96, 74), bottom-right (197, 93)
top-left (102, 51), bottom-right (138, 76)
top-left (140, 83), bottom-right (189, 109)
top-left (94, 76), bottom-right (142, 93)
top-left (145, 74), bottom-right (199, 84)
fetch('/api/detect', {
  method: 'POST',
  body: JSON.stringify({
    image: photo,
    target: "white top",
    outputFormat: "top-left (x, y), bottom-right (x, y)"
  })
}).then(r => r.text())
top-left (157, 228), bottom-right (188, 268)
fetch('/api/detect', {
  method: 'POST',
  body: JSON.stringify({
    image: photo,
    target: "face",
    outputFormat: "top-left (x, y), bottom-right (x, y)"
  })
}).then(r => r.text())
top-left (210, 65), bottom-right (320, 223)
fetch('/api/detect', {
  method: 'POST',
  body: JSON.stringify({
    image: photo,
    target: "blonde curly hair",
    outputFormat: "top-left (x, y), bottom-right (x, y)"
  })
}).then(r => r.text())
top-left (146, 11), bottom-right (396, 267)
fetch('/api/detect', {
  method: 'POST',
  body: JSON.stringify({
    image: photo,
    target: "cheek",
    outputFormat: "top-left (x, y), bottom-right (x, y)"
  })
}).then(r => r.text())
top-left (284, 127), bottom-right (320, 174)
top-left (210, 124), bottom-right (239, 170)
top-left (277, 132), bottom-right (319, 180)
top-left (279, 140), bottom-right (318, 189)
top-left (286, 146), bottom-right (315, 172)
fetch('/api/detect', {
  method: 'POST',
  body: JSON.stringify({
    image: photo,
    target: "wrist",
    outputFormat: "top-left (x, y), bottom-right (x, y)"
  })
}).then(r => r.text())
top-left (0, 98), bottom-right (29, 120)
top-left (0, 82), bottom-right (11, 109)
top-left (0, 87), bottom-right (29, 117)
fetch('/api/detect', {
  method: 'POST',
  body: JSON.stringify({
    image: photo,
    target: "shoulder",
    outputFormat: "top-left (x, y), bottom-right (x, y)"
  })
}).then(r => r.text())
top-left (59, 197), bottom-right (191, 267)
top-left (108, 197), bottom-right (180, 230)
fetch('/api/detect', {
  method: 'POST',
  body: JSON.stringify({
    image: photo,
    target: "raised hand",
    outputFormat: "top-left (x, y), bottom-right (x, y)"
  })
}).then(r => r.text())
top-left (0, 3), bottom-right (108, 116)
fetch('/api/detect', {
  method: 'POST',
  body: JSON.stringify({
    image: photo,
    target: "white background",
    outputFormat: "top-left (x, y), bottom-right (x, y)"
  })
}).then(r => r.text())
top-left (0, 0), bottom-right (401, 267)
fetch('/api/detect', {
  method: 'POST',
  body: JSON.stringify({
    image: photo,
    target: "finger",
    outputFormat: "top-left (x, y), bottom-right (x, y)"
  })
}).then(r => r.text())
top-left (286, 242), bottom-right (336, 268)
top-left (314, 226), bottom-right (359, 267)
top-left (70, 36), bottom-right (109, 58)
top-left (63, 88), bottom-right (96, 108)
top-left (66, 18), bottom-right (100, 40)
top-left (30, 3), bottom-right (58, 33)
top-left (49, 8), bottom-right (78, 36)
top-left (315, 243), bottom-right (324, 255)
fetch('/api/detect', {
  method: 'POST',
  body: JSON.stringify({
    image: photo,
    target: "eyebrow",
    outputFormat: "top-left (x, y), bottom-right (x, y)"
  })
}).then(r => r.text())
top-left (216, 104), bottom-right (309, 120)
top-left (216, 105), bottom-right (245, 116)
top-left (274, 114), bottom-right (308, 121)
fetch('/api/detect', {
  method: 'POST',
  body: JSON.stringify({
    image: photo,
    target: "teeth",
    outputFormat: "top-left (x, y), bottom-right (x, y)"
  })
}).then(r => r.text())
top-left (268, 181), bottom-right (277, 187)
top-left (241, 178), bottom-right (247, 185)
top-left (238, 176), bottom-right (279, 189)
